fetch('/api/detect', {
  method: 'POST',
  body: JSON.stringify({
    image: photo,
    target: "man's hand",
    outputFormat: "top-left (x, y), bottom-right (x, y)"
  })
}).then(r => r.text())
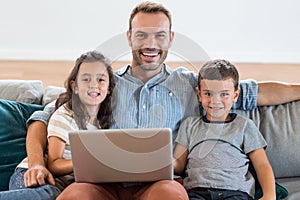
top-left (24, 165), bottom-right (55, 187)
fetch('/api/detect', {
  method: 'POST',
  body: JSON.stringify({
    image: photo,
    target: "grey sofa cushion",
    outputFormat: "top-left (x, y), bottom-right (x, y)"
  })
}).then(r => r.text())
top-left (0, 80), bottom-right (43, 104)
top-left (235, 100), bottom-right (300, 178)
top-left (42, 86), bottom-right (65, 106)
top-left (277, 177), bottom-right (300, 200)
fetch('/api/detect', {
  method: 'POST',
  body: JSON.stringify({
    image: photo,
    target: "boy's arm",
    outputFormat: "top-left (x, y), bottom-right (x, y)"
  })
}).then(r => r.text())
top-left (24, 121), bottom-right (55, 187)
top-left (248, 148), bottom-right (276, 200)
top-left (257, 81), bottom-right (300, 106)
top-left (173, 144), bottom-right (188, 175)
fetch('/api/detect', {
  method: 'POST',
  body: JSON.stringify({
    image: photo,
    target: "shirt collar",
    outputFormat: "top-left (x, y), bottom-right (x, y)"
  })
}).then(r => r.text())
top-left (116, 63), bottom-right (172, 87)
top-left (203, 113), bottom-right (237, 124)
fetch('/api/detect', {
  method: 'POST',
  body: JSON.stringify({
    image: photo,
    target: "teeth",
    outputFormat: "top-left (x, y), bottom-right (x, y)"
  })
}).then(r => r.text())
top-left (210, 107), bottom-right (222, 110)
top-left (142, 52), bottom-right (158, 57)
top-left (89, 92), bottom-right (99, 97)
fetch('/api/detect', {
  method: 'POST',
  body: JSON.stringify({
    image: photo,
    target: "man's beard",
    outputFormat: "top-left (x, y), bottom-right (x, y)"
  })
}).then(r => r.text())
top-left (132, 48), bottom-right (168, 70)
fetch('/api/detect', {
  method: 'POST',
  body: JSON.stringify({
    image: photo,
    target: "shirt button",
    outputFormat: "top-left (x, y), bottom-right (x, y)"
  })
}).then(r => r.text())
top-left (142, 104), bottom-right (146, 109)
top-left (169, 92), bottom-right (173, 96)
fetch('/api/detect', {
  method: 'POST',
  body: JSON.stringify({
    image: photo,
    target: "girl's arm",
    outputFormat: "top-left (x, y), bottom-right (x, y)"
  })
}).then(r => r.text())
top-left (48, 136), bottom-right (73, 177)
top-left (173, 144), bottom-right (188, 175)
top-left (248, 148), bottom-right (276, 200)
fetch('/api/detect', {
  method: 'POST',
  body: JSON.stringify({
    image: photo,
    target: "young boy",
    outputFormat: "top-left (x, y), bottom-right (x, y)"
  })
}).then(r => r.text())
top-left (173, 59), bottom-right (276, 200)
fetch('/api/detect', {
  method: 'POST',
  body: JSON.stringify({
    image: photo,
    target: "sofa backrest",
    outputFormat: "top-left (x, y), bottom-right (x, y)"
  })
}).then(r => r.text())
top-left (235, 100), bottom-right (300, 178)
top-left (0, 80), bottom-right (43, 104)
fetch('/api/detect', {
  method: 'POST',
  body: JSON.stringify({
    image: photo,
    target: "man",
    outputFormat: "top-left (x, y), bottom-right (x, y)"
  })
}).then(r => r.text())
top-left (57, 1), bottom-right (300, 199)
top-left (2, 1), bottom-right (300, 200)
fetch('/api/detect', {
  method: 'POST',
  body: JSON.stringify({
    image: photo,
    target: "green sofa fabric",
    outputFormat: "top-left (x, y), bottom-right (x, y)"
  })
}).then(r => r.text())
top-left (0, 100), bottom-right (44, 191)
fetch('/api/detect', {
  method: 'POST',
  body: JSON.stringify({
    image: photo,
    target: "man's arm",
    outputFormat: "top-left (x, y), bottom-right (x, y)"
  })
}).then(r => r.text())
top-left (23, 100), bottom-right (56, 187)
top-left (24, 121), bottom-right (55, 187)
top-left (257, 81), bottom-right (300, 106)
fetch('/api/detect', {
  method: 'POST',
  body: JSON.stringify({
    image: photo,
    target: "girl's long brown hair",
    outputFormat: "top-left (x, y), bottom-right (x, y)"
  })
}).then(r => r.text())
top-left (55, 51), bottom-right (115, 129)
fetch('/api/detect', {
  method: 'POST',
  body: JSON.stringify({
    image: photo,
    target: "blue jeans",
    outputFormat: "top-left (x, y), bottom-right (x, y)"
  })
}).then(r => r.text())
top-left (187, 187), bottom-right (253, 200)
top-left (0, 168), bottom-right (60, 200)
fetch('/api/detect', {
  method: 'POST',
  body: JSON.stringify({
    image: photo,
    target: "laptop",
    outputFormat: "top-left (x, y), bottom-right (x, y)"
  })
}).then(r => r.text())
top-left (69, 128), bottom-right (173, 183)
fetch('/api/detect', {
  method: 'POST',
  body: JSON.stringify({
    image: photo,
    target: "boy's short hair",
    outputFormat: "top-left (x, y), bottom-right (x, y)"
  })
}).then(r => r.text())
top-left (198, 59), bottom-right (239, 90)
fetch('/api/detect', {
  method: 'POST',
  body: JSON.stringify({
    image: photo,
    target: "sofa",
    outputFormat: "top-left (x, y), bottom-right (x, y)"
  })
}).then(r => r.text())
top-left (0, 80), bottom-right (299, 199)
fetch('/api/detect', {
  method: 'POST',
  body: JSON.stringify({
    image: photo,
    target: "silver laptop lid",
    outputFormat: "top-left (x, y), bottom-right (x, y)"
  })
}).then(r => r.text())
top-left (69, 128), bottom-right (173, 183)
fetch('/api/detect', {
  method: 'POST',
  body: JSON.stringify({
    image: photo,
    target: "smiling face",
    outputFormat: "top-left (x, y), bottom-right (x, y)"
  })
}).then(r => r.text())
top-left (198, 78), bottom-right (240, 122)
top-left (127, 12), bottom-right (174, 74)
top-left (73, 62), bottom-right (110, 113)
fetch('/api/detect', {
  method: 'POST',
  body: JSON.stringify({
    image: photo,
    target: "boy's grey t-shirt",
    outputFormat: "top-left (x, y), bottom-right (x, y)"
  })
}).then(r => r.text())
top-left (175, 114), bottom-right (267, 197)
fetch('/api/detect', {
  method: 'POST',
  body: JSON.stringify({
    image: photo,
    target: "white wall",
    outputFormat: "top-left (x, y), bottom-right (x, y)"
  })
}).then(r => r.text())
top-left (1, 0), bottom-right (300, 63)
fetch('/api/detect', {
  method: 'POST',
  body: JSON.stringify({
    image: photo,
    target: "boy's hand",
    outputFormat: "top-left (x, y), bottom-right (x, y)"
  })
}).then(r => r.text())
top-left (24, 165), bottom-right (55, 187)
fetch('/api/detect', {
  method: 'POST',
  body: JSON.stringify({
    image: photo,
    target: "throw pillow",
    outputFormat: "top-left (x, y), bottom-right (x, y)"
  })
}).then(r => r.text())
top-left (0, 100), bottom-right (44, 191)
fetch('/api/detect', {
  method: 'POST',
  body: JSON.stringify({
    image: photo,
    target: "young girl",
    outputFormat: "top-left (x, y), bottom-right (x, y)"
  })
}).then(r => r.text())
top-left (47, 51), bottom-right (115, 189)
